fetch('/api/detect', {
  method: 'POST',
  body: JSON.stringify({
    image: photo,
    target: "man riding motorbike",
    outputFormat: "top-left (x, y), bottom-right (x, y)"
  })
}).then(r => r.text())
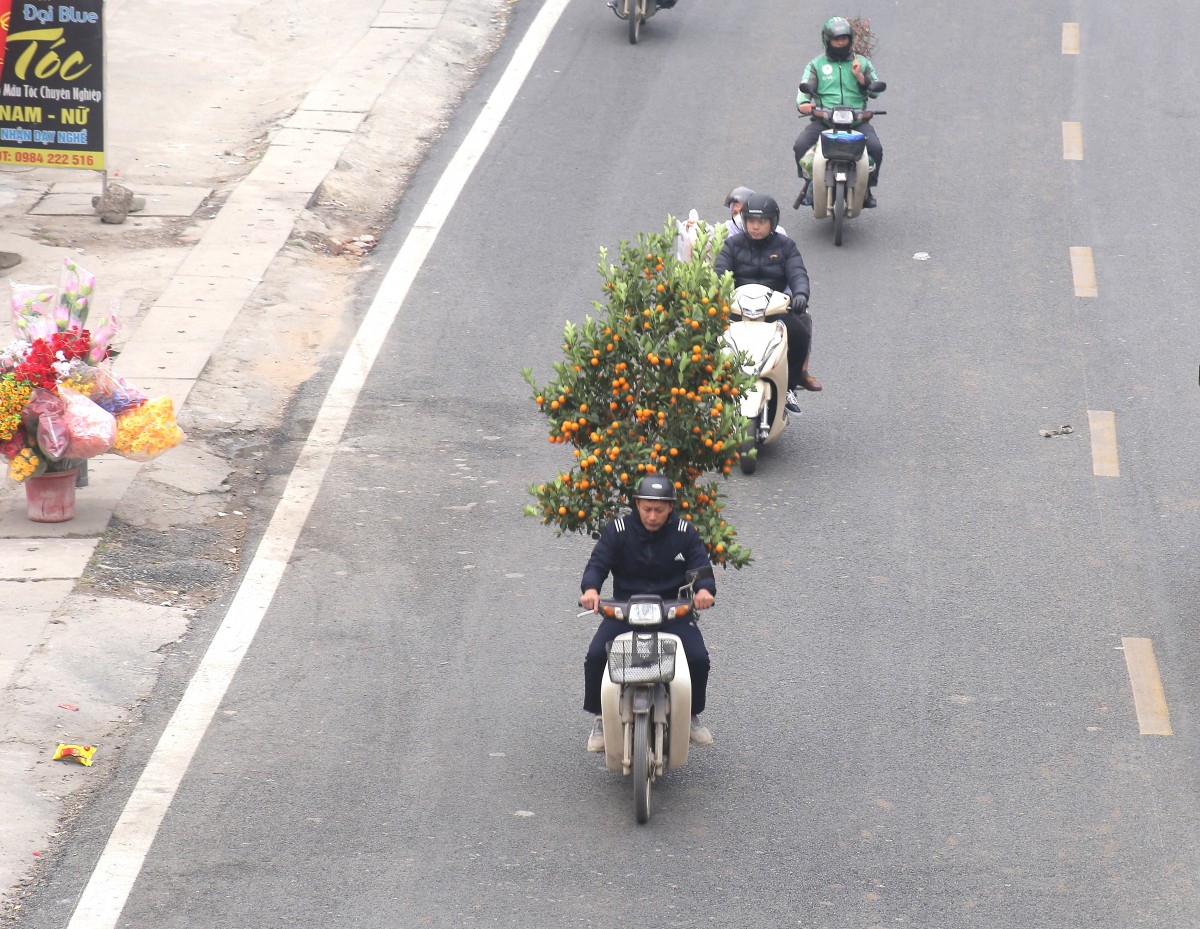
top-left (714, 193), bottom-right (820, 411)
top-left (580, 475), bottom-right (716, 752)
top-left (793, 16), bottom-right (885, 208)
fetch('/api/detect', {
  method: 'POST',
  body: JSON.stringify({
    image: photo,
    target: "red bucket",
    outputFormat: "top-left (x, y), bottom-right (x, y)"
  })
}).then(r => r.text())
top-left (24, 469), bottom-right (79, 523)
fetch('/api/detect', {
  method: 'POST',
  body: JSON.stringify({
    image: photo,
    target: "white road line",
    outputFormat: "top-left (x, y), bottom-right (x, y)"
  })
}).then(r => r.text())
top-left (65, 2), bottom-right (572, 926)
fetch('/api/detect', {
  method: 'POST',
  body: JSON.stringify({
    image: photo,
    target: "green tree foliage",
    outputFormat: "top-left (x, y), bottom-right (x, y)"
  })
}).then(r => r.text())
top-left (522, 218), bottom-right (754, 569)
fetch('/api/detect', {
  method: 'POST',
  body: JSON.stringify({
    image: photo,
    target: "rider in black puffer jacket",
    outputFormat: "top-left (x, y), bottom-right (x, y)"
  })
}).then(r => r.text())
top-left (714, 194), bottom-right (821, 407)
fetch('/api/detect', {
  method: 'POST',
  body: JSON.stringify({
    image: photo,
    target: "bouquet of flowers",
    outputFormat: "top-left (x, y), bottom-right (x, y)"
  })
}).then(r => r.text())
top-left (1, 259), bottom-right (185, 483)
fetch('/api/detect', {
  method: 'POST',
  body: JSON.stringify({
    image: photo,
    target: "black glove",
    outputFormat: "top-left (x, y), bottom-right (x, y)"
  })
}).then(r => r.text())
top-left (790, 293), bottom-right (808, 314)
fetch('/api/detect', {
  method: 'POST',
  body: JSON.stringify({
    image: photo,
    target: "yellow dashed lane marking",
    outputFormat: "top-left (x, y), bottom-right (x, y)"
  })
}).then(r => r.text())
top-left (1062, 23), bottom-right (1080, 54)
top-left (1070, 246), bottom-right (1097, 297)
top-left (1122, 638), bottom-right (1173, 736)
top-left (1087, 410), bottom-right (1119, 477)
top-left (1062, 121), bottom-right (1083, 160)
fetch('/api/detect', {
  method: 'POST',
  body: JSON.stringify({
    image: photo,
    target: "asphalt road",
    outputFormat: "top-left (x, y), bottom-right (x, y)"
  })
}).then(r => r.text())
top-left (16, 0), bottom-right (1200, 927)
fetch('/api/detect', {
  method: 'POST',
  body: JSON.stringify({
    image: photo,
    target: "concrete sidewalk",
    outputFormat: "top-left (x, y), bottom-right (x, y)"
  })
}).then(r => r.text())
top-left (0, 0), bottom-right (509, 910)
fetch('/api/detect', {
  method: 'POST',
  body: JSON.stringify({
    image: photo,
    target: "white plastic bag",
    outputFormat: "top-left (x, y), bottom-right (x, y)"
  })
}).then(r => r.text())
top-left (674, 209), bottom-right (701, 262)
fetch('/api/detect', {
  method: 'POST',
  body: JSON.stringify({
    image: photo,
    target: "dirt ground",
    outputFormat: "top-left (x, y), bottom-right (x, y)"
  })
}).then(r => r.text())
top-left (0, 0), bottom-right (512, 915)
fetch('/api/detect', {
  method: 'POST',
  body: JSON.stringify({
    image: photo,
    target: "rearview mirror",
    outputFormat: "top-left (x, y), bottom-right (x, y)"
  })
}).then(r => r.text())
top-left (798, 81), bottom-right (814, 96)
top-left (868, 80), bottom-right (886, 94)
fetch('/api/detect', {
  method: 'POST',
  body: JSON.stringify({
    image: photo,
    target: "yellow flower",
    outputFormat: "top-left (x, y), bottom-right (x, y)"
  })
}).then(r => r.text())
top-left (114, 397), bottom-right (185, 461)
top-left (7, 447), bottom-right (40, 482)
top-left (58, 377), bottom-right (94, 397)
top-left (0, 377), bottom-right (32, 442)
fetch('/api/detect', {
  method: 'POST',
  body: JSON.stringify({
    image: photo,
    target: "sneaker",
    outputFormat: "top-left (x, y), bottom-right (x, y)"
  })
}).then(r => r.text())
top-left (863, 189), bottom-right (877, 209)
top-left (689, 715), bottom-right (713, 747)
top-left (586, 716), bottom-right (605, 753)
top-left (785, 390), bottom-right (803, 415)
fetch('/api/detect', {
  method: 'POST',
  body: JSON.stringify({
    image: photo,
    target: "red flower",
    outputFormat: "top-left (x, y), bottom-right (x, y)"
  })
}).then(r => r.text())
top-left (1, 424), bottom-right (26, 458)
top-left (13, 338), bottom-right (58, 390)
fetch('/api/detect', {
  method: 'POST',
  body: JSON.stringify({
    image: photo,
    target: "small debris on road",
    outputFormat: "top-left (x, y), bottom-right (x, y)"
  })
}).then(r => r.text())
top-left (52, 743), bottom-right (96, 766)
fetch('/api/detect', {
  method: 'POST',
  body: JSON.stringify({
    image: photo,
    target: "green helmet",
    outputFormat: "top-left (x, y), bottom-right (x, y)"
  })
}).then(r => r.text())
top-left (821, 16), bottom-right (854, 51)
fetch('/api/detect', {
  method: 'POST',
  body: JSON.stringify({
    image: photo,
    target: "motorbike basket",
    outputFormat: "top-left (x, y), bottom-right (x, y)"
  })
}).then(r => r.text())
top-left (819, 130), bottom-right (866, 162)
top-left (607, 635), bottom-right (677, 685)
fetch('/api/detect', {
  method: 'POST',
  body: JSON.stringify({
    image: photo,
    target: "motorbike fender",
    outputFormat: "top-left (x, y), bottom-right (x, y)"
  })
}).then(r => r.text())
top-left (740, 381), bottom-right (766, 419)
top-left (845, 150), bottom-right (870, 218)
top-left (600, 631), bottom-right (691, 773)
top-left (811, 147), bottom-right (830, 219)
top-left (661, 633), bottom-right (691, 771)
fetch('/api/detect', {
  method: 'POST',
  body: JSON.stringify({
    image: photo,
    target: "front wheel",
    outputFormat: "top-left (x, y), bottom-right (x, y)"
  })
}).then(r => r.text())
top-left (628, 0), bottom-right (641, 43)
top-left (738, 443), bottom-right (758, 475)
top-left (832, 179), bottom-right (846, 246)
top-left (633, 713), bottom-right (652, 823)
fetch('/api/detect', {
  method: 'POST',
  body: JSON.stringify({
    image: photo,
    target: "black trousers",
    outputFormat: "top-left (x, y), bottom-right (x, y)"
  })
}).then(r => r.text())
top-left (793, 118), bottom-right (883, 186)
top-left (781, 310), bottom-right (812, 386)
top-left (584, 616), bottom-right (710, 715)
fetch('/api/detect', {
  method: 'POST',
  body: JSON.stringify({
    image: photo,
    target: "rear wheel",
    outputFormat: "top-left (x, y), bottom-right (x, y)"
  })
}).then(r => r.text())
top-left (633, 713), bottom-right (652, 823)
top-left (832, 179), bottom-right (846, 246)
top-left (628, 0), bottom-right (641, 43)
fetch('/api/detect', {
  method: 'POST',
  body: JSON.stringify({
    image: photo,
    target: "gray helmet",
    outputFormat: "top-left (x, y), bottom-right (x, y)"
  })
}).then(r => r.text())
top-left (632, 475), bottom-right (677, 503)
top-left (723, 185), bottom-right (755, 208)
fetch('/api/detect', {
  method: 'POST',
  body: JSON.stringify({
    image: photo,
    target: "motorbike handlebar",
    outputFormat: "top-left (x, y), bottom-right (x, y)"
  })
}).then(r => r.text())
top-left (591, 596), bottom-right (695, 623)
top-left (804, 108), bottom-right (886, 121)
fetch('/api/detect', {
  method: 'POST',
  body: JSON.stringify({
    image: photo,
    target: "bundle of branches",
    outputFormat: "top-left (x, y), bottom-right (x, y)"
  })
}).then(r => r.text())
top-left (849, 17), bottom-right (877, 58)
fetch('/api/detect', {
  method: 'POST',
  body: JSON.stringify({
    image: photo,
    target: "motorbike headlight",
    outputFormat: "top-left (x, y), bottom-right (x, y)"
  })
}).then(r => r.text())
top-left (628, 601), bottom-right (663, 626)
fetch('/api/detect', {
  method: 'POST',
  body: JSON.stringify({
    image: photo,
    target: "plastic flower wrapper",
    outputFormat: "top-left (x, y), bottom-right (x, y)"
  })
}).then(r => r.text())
top-left (56, 357), bottom-right (98, 397)
top-left (86, 298), bottom-right (121, 364)
top-left (37, 412), bottom-right (69, 461)
top-left (89, 364), bottom-right (145, 416)
top-left (113, 396), bottom-right (185, 461)
top-left (10, 282), bottom-right (55, 341)
top-left (59, 385), bottom-right (116, 460)
top-left (20, 387), bottom-right (65, 433)
top-left (55, 258), bottom-right (95, 330)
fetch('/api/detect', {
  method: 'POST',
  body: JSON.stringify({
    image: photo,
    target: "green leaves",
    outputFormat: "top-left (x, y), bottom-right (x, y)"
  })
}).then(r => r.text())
top-left (524, 217), bottom-right (754, 568)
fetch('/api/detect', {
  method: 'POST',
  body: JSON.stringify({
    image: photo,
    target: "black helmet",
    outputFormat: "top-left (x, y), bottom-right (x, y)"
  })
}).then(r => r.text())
top-left (741, 194), bottom-right (780, 234)
top-left (632, 475), bottom-right (677, 503)
top-left (822, 16), bottom-right (854, 58)
top-left (723, 185), bottom-right (755, 209)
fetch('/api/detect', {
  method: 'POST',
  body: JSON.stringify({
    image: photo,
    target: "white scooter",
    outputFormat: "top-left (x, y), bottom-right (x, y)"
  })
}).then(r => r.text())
top-left (593, 568), bottom-right (710, 824)
top-left (721, 284), bottom-right (791, 475)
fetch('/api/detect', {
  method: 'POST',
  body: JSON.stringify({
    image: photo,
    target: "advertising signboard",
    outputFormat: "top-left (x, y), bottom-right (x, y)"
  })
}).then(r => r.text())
top-left (0, 1), bottom-right (105, 170)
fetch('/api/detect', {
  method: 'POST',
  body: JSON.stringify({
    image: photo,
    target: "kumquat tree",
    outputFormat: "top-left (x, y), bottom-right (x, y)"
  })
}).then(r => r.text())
top-left (522, 217), bottom-right (755, 569)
